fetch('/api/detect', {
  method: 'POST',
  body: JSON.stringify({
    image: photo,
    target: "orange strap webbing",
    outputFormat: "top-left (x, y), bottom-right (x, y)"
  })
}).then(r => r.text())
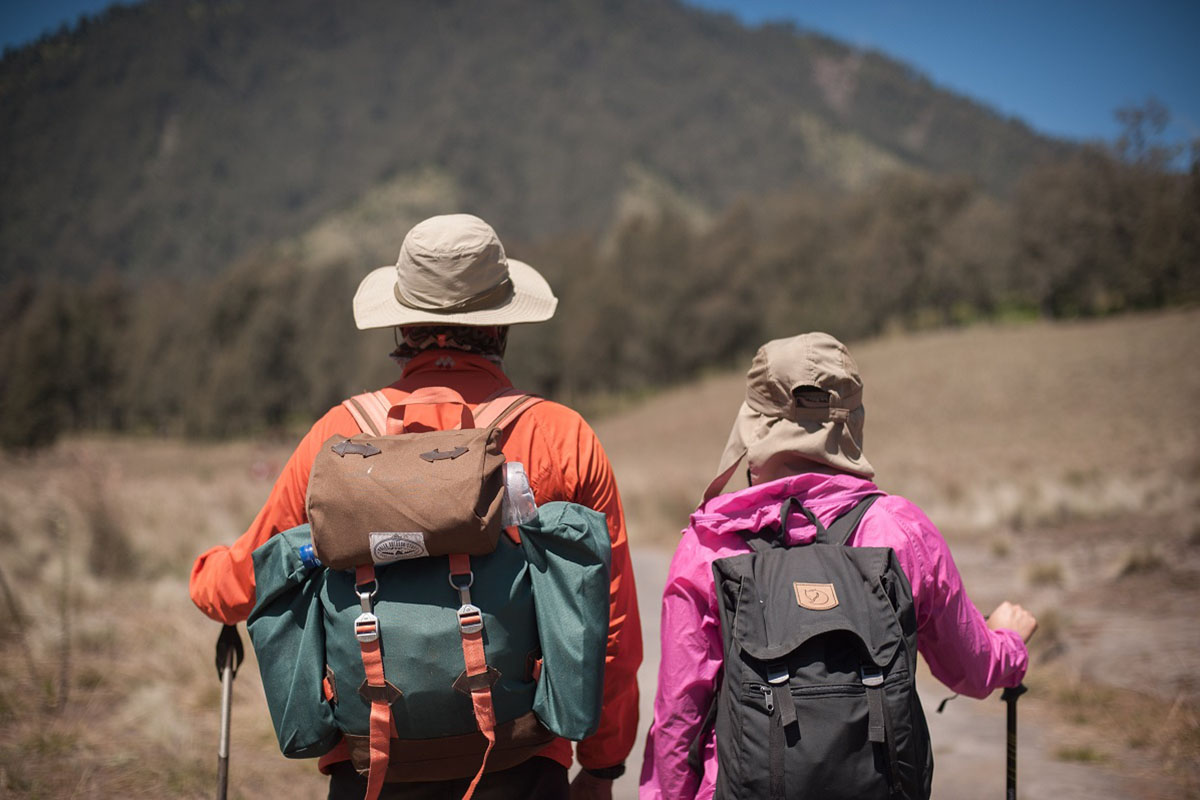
top-left (354, 564), bottom-right (393, 800)
top-left (449, 553), bottom-right (497, 800)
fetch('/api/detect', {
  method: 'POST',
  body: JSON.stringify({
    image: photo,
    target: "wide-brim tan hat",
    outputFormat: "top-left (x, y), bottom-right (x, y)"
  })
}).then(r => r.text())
top-left (703, 332), bottom-right (874, 501)
top-left (353, 213), bottom-right (558, 329)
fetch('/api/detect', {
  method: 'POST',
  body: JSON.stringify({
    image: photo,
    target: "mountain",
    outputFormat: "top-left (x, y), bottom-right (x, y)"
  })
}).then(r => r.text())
top-left (0, 0), bottom-right (1072, 282)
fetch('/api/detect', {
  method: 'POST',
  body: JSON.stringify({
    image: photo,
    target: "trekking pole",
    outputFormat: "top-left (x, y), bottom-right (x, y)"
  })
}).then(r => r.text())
top-left (215, 624), bottom-right (245, 800)
top-left (1001, 683), bottom-right (1027, 800)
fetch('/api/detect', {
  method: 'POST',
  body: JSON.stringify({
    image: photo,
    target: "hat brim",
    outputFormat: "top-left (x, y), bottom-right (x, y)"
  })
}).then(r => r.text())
top-left (353, 259), bottom-right (558, 330)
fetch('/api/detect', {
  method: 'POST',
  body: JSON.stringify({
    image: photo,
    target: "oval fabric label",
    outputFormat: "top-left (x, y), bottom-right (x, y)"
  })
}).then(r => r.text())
top-left (370, 531), bottom-right (429, 563)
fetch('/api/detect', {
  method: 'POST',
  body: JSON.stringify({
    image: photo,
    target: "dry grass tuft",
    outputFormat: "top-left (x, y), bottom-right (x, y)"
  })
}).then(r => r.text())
top-left (1025, 560), bottom-right (1065, 588)
top-left (989, 537), bottom-right (1011, 559)
top-left (78, 467), bottom-right (139, 580)
top-left (0, 504), bottom-right (14, 546)
top-left (1054, 744), bottom-right (1108, 764)
top-left (1115, 545), bottom-right (1165, 578)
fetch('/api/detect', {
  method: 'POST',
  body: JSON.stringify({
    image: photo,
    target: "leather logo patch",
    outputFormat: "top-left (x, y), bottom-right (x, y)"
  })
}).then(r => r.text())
top-left (794, 582), bottom-right (839, 610)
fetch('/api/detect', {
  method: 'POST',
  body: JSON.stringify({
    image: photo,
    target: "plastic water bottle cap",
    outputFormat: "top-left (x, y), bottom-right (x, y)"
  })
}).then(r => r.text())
top-left (299, 543), bottom-right (322, 569)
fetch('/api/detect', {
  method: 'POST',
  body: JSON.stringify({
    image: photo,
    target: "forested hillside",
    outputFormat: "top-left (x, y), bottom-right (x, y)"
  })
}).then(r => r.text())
top-left (1, 0), bottom-right (1068, 281)
top-left (1, 0), bottom-right (1196, 449)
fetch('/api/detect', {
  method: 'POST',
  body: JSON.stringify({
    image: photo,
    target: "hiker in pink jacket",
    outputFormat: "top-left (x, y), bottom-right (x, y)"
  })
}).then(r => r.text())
top-left (639, 332), bottom-right (1037, 800)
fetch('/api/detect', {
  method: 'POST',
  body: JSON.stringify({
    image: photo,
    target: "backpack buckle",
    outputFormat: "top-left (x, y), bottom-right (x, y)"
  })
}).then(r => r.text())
top-left (356, 581), bottom-right (378, 615)
top-left (448, 570), bottom-right (475, 607)
top-left (457, 603), bottom-right (484, 634)
top-left (860, 664), bottom-right (884, 687)
top-left (355, 611), bottom-right (380, 643)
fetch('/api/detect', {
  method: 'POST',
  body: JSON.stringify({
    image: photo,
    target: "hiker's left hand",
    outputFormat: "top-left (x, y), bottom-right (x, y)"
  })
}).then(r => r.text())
top-left (569, 770), bottom-right (613, 800)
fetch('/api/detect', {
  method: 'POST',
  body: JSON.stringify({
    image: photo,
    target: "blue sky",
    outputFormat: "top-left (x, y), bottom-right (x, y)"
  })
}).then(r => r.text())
top-left (3, 0), bottom-right (1197, 152)
top-left (688, 0), bottom-right (1199, 151)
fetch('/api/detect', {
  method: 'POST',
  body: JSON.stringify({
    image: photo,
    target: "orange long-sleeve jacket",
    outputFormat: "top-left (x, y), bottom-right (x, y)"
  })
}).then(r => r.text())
top-left (189, 349), bottom-right (642, 773)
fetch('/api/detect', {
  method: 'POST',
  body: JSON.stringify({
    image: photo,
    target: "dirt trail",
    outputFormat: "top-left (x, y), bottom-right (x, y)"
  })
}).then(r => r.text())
top-left (920, 674), bottom-right (1139, 799)
top-left (616, 546), bottom-right (1143, 800)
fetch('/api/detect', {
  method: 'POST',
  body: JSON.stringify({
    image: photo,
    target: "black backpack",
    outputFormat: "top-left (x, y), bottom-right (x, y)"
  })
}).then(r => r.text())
top-left (708, 495), bottom-right (932, 799)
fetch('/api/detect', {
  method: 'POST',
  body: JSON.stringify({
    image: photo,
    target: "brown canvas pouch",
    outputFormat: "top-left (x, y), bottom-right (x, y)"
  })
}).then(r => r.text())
top-left (307, 393), bottom-right (509, 570)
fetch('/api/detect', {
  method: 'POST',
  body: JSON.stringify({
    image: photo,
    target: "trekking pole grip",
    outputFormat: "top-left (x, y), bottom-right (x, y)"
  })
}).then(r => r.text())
top-left (216, 624), bottom-right (243, 800)
top-left (215, 623), bottom-right (245, 680)
top-left (1001, 683), bottom-right (1027, 800)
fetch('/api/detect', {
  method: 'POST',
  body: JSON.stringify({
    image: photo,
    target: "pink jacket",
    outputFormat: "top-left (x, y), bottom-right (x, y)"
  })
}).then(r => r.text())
top-left (639, 472), bottom-right (1028, 799)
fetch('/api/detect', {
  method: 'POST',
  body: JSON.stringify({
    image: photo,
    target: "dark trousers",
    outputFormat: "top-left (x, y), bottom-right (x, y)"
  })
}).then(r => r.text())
top-left (326, 757), bottom-right (569, 800)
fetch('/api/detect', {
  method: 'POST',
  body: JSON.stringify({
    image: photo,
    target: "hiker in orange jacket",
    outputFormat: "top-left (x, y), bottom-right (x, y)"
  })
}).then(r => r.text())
top-left (190, 214), bottom-right (643, 800)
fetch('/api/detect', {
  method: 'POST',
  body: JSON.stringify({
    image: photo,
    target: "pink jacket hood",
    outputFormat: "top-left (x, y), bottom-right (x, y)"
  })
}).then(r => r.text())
top-left (687, 471), bottom-right (881, 543)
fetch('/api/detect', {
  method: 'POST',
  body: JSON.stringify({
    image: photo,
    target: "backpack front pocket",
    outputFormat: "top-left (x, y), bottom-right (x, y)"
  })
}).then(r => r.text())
top-left (733, 665), bottom-right (911, 800)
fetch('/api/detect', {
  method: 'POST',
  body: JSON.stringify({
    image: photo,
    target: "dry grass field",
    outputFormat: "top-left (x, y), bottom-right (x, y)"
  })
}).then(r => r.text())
top-left (1, 308), bottom-right (1197, 798)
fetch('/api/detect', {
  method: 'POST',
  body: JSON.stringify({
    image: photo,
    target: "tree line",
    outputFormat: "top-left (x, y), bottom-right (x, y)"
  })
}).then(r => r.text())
top-left (2, 138), bottom-right (1197, 450)
top-left (1, 0), bottom-right (1066, 284)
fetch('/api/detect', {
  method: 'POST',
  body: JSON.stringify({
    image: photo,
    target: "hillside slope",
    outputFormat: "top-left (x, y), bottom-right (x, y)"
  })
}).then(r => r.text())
top-left (0, 0), bottom-right (1069, 280)
top-left (596, 308), bottom-right (1200, 541)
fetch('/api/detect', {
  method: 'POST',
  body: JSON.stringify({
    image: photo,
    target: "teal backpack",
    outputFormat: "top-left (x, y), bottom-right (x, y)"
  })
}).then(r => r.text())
top-left (246, 389), bottom-right (611, 799)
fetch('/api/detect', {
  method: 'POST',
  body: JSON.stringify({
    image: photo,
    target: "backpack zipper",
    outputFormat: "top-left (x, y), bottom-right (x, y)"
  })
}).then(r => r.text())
top-left (757, 683), bottom-right (775, 714)
top-left (743, 668), bottom-right (908, 702)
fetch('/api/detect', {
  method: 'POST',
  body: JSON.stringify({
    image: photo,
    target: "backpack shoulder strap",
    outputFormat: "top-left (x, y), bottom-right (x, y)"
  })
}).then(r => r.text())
top-left (817, 494), bottom-right (882, 546)
top-left (342, 387), bottom-right (542, 436)
top-left (341, 390), bottom-right (390, 436)
top-left (472, 389), bottom-right (543, 431)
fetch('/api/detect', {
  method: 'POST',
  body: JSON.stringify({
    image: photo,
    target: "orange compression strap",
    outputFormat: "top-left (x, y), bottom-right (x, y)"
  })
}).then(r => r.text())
top-left (449, 553), bottom-right (497, 800)
top-left (354, 564), bottom-right (393, 800)
top-left (323, 672), bottom-right (335, 703)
